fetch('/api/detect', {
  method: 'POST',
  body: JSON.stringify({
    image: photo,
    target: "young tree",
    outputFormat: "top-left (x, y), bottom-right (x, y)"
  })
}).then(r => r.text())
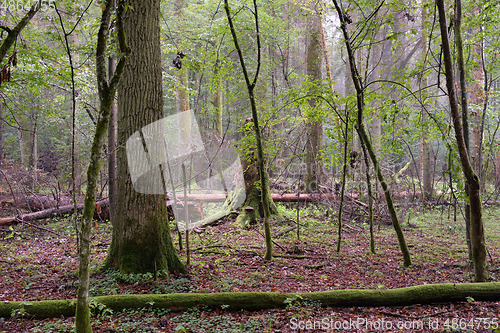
top-left (332, 0), bottom-right (411, 267)
top-left (0, 3), bottom-right (41, 177)
top-left (75, 0), bottom-right (129, 331)
top-left (224, 0), bottom-right (274, 260)
top-left (105, 0), bottom-right (185, 274)
top-left (436, 0), bottom-right (487, 282)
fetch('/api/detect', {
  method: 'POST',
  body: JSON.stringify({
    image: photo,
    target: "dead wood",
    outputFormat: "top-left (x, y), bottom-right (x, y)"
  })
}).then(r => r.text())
top-left (275, 226), bottom-right (298, 237)
top-left (3, 282), bottom-right (499, 318)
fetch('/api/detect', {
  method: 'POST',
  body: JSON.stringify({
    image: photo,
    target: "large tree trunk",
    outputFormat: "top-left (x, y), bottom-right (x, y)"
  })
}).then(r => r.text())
top-left (236, 120), bottom-right (278, 227)
top-left (107, 56), bottom-right (117, 225)
top-left (496, 149), bottom-right (500, 194)
top-left (0, 103), bottom-right (3, 166)
top-left (436, 0), bottom-right (487, 282)
top-left (304, 4), bottom-right (323, 193)
top-left (2, 282), bottom-right (499, 318)
top-left (420, 6), bottom-right (432, 200)
top-left (105, 0), bottom-right (185, 274)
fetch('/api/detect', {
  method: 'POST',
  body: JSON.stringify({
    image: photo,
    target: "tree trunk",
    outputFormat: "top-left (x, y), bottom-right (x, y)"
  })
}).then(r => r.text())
top-left (107, 56), bottom-right (117, 224)
top-left (74, 1), bottom-right (129, 331)
top-left (0, 103), bottom-right (3, 166)
top-left (496, 149), bottom-right (500, 194)
top-left (2, 282), bottom-right (499, 318)
top-left (236, 122), bottom-right (278, 228)
top-left (436, 0), bottom-right (487, 282)
top-left (0, 2), bottom-right (40, 63)
top-left (213, 60), bottom-right (224, 136)
top-left (420, 6), bottom-right (432, 200)
top-left (176, 63), bottom-right (190, 113)
top-left (105, 0), bottom-right (185, 274)
top-left (332, 0), bottom-right (411, 267)
top-left (224, 0), bottom-right (275, 260)
top-left (305, 4), bottom-right (323, 193)
top-left (453, 0), bottom-right (473, 262)
top-left (16, 111), bottom-right (38, 188)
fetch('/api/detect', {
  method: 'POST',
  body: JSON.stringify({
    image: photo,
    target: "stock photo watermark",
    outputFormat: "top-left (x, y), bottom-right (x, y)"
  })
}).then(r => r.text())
top-left (0, 0), bottom-right (55, 14)
top-left (126, 110), bottom-right (245, 231)
top-left (289, 316), bottom-right (499, 331)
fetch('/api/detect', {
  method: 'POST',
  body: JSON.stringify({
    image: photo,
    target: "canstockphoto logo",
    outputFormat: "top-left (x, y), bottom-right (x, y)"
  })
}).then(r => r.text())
top-left (126, 110), bottom-right (245, 231)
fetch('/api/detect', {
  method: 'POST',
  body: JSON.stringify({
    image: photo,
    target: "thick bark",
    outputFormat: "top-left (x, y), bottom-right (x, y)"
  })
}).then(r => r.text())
top-left (332, 0), bottom-right (411, 267)
top-left (436, 0), bottom-right (487, 282)
top-left (107, 56), bottom-right (117, 225)
top-left (496, 150), bottom-right (500, 194)
top-left (237, 121), bottom-right (278, 227)
top-left (177, 68), bottom-right (189, 113)
top-left (0, 103), bottom-right (3, 166)
top-left (2, 282), bottom-right (499, 318)
top-left (420, 6), bottom-right (432, 200)
top-left (105, 0), bottom-right (185, 275)
top-left (305, 5), bottom-right (323, 193)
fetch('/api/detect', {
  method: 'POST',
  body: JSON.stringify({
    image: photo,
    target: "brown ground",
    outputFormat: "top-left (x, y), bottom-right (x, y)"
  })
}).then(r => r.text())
top-left (1, 200), bottom-right (499, 332)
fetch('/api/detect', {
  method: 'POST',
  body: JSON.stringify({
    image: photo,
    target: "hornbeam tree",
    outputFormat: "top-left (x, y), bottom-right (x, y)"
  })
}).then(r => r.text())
top-left (436, 0), bottom-right (487, 282)
top-left (224, 0), bottom-right (275, 260)
top-left (332, 0), bottom-right (412, 267)
top-left (75, 0), bottom-right (129, 331)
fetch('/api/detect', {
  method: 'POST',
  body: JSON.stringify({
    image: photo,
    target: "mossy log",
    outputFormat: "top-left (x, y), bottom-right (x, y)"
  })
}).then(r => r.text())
top-left (1, 282), bottom-right (499, 319)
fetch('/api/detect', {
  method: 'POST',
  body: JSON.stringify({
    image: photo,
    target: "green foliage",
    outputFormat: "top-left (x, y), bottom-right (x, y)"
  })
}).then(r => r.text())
top-left (88, 299), bottom-right (113, 318)
top-left (153, 277), bottom-right (194, 294)
top-left (30, 319), bottom-right (74, 333)
top-left (284, 294), bottom-right (322, 320)
top-left (170, 306), bottom-right (272, 333)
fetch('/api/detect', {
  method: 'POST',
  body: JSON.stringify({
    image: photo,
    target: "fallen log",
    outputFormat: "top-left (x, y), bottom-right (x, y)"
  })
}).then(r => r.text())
top-left (1, 282), bottom-right (499, 318)
top-left (173, 193), bottom-right (338, 202)
top-left (0, 199), bottom-right (109, 226)
top-left (0, 193), bottom-right (338, 226)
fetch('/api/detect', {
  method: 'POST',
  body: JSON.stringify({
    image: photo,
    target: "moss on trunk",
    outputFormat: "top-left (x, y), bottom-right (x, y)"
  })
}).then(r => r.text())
top-left (236, 180), bottom-right (279, 228)
top-left (2, 282), bottom-right (499, 319)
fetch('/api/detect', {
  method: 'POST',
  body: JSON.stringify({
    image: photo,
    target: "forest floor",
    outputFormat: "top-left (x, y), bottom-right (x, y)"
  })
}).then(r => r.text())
top-left (0, 201), bottom-right (499, 332)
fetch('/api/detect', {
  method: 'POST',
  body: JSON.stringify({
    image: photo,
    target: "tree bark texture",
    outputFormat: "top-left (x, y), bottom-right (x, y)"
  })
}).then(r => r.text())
top-left (105, 0), bottom-right (185, 275)
top-left (0, 103), bottom-right (3, 166)
top-left (2, 282), bottom-right (499, 318)
top-left (420, 6), bottom-right (432, 200)
top-left (436, 0), bottom-right (487, 281)
top-left (305, 4), bottom-right (323, 193)
top-left (107, 56), bottom-right (118, 226)
top-left (236, 120), bottom-right (278, 227)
